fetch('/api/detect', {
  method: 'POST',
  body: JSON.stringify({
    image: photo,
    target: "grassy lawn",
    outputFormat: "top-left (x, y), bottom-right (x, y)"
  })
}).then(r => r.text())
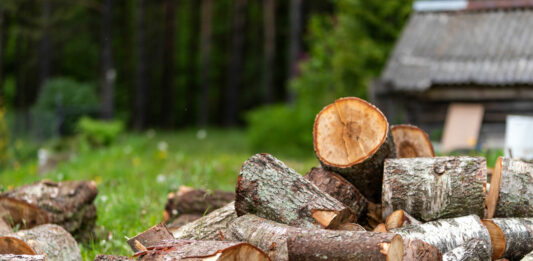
top-left (0, 129), bottom-right (318, 260)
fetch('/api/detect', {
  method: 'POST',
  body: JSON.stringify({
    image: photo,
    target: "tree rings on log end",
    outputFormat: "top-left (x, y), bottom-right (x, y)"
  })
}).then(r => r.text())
top-left (486, 157), bottom-right (503, 219)
top-left (391, 124), bottom-right (434, 158)
top-left (482, 219), bottom-right (505, 260)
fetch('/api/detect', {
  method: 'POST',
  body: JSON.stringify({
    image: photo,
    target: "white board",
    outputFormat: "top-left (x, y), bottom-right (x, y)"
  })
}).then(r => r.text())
top-left (505, 115), bottom-right (533, 160)
top-left (441, 103), bottom-right (484, 152)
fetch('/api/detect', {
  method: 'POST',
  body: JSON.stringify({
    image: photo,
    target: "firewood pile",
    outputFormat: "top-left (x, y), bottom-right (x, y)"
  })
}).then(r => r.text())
top-left (2, 97), bottom-right (533, 260)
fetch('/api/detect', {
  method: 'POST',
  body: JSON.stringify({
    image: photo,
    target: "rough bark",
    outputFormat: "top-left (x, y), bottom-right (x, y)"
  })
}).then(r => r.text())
top-left (442, 238), bottom-right (491, 261)
top-left (385, 210), bottom-right (421, 230)
top-left (164, 186), bottom-right (234, 223)
top-left (127, 223), bottom-right (174, 252)
top-left (0, 224), bottom-right (81, 261)
top-left (0, 255), bottom-right (44, 261)
top-left (382, 156), bottom-right (486, 221)
top-left (391, 215), bottom-right (492, 256)
top-left (390, 124), bottom-right (435, 158)
top-left (134, 240), bottom-right (270, 261)
top-left (236, 153), bottom-right (354, 229)
top-left (483, 218), bottom-right (533, 260)
top-left (0, 180), bottom-right (98, 241)
top-left (93, 255), bottom-right (133, 261)
top-left (487, 157), bottom-right (533, 218)
top-left (314, 97), bottom-right (396, 203)
top-left (166, 214), bottom-right (202, 229)
top-left (169, 202), bottom-right (237, 241)
top-left (304, 167), bottom-right (368, 221)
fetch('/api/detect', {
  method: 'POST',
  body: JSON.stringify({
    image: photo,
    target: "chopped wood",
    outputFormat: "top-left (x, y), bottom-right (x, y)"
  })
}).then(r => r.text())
top-left (235, 153), bottom-right (354, 229)
top-left (483, 218), bottom-right (533, 260)
top-left (365, 202), bottom-right (383, 229)
top-left (164, 186), bottom-right (234, 223)
top-left (93, 255), bottom-right (133, 261)
top-left (391, 215), bottom-right (492, 256)
top-left (335, 223), bottom-right (365, 231)
top-left (166, 213), bottom-right (202, 229)
top-left (304, 167), bottom-right (368, 221)
top-left (390, 124), bottom-right (435, 158)
top-left (486, 157), bottom-right (533, 218)
top-left (313, 97), bottom-right (396, 203)
top-left (373, 224), bottom-right (388, 233)
top-left (442, 238), bottom-right (491, 261)
top-left (0, 255), bottom-right (45, 261)
top-left (0, 180), bottom-right (98, 241)
top-left (402, 238), bottom-right (443, 261)
top-left (169, 201), bottom-right (237, 240)
top-left (382, 156), bottom-right (486, 221)
top-left (385, 210), bottom-right (422, 230)
top-left (127, 223), bottom-right (174, 252)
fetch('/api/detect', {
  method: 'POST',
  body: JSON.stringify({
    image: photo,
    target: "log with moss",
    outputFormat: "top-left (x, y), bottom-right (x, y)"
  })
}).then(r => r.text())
top-left (390, 124), bottom-right (435, 158)
top-left (442, 238), bottom-right (491, 261)
top-left (483, 218), bottom-right (533, 260)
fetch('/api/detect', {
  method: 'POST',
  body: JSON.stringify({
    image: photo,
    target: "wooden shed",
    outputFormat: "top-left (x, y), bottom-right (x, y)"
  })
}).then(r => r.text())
top-left (373, 0), bottom-right (533, 148)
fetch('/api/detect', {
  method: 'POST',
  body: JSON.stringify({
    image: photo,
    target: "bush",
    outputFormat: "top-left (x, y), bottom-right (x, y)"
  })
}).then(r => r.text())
top-left (77, 117), bottom-right (124, 147)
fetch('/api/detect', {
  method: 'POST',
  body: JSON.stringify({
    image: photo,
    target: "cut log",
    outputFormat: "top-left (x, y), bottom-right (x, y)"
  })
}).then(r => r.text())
top-left (385, 210), bottom-right (421, 230)
top-left (373, 224), bottom-right (388, 233)
top-left (402, 238), bottom-right (443, 261)
top-left (382, 156), bottom-right (486, 221)
top-left (0, 255), bottom-right (45, 261)
top-left (391, 215), bottom-right (492, 256)
top-left (93, 255), bottom-right (133, 261)
top-left (134, 240), bottom-right (270, 261)
top-left (164, 186), bottom-right (234, 223)
top-left (335, 223), bottom-right (366, 231)
top-left (442, 238), bottom-right (491, 261)
top-left (169, 201), bottom-right (237, 240)
top-left (390, 124), bottom-right (435, 158)
top-left (127, 223), bottom-right (174, 252)
top-left (0, 180), bottom-right (98, 241)
top-left (304, 167), bottom-right (368, 221)
top-left (166, 213), bottom-right (202, 229)
top-left (483, 218), bottom-right (533, 260)
top-left (236, 153), bottom-right (354, 229)
top-left (0, 224), bottom-right (81, 261)
top-left (313, 97), bottom-right (396, 203)
top-left (486, 157), bottom-right (533, 218)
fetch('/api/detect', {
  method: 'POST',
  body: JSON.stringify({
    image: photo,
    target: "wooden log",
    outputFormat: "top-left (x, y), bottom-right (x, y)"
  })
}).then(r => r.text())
top-left (402, 238), bottom-right (443, 261)
top-left (0, 219), bottom-right (10, 234)
top-left (163, 186), bottom-right (234, 223)
top-left (382, 156), bottom-right (486, 221)
top-left (0, 180), bottom-right (98, 241)
top-left (304, 167), bottom-right (368, 221)
top-left (127, 223), bottom-right (174, 252)
top-left (483, 218), bottom-right (533, 260)
top-left (313, 97), bottom-right (396, 203)
top-left (335, 223), bottom-right (366, 231)
top-left (391, 215), bottom-right (492, 256)
top-left (0, 255), bottom-right (45, 261)
top-left (0, 224), bottom-right (81, 261)
top-left (236, 153), bottom-right (354, 229)
top-left (486, 157), bottom-right (533, 218)
top-left (390, 124), bottom-right (435, 158)
top-left (93, 255), bottom-right (133, 261)
top-left (385, 210), bottom-right (422, 230)
top-left (373, 224), bottom-right (388, 233)
top-left (442, 238), bottom-right (491, 261)
top-left (134, 240), bottom-right (270, 261)
top-left (166, 213), bottom-right (202, 229)
top-left (366, 202), bottom-right (383, 229)
top-left (169, 201), bottom-right (236, 240)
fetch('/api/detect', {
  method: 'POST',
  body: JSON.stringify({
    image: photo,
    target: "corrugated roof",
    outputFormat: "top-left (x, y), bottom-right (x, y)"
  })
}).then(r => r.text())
top-left (381, 8), bottom-right (533, 91)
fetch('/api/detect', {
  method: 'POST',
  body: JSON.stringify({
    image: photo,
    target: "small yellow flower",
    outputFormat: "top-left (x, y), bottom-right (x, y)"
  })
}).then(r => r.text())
top-left (132, 157), bottom-right (141, 167)
top-left (94, 176), bottom-right (103, 185)
top-left (7, 184), bottom-right (13, 190)
top-left (157, 150), bottom-right (167, 160)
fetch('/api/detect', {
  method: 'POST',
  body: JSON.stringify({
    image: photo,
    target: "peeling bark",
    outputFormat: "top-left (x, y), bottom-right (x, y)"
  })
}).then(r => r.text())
top-left (385, 210), bottom-right (421, 230)
top-left (236, 154), bottom-right (354, 229)
top-left (0, 255), bottom-right (45, 261)
top-left (169, 202), bottom-right (236, 241)
top-left (383, 157), bottom-right (486, 221)
top-left (442, 238), bottom-right (491, 261)
top-left (164, 186), bottom-right (234, 223)
top-left (483, 218), bottom-right (533, 260)
top-left (127, 223), bottom-right (174, 252)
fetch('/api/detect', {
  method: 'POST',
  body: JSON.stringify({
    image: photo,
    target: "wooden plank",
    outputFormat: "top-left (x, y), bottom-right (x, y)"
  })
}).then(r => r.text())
top-left (441, 103), bottom-right (484, 152)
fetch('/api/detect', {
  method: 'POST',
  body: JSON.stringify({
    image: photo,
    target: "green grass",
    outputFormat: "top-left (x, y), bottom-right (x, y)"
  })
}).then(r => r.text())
top-left (0, 129), bottom-right (318, 260)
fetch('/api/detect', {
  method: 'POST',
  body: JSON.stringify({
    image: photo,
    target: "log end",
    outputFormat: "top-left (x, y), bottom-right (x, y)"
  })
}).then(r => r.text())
top-left (486, 157), bottom-right (503, 219)
top-left (0, 198), bottom-right (48, 230)
top-left (385, 210), bottom-right (405, 230)
top-left (402, 239), bottom-right (442, 261)
top-left (0, 236), bottom-right (36, 255)
top-left (384, 234), bottom-right (404, 261)
top-left (391, 124), bottom-right (435, 158)
top-left (482, 219), bottom-right (505, 260)
top-left (373, 224), bottom-right (388, 233)
top-left (311, 209), bottom-right (354, 229)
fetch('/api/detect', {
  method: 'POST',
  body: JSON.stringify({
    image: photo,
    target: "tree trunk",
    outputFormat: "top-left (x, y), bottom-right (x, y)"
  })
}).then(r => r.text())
top-left (442, 238), bottom-right (491, 261)
top-left (483, 218), bottom-right (533, 260)
top-left (101, 0), bottom-right (115, 120)
top-left (390, 124), bottom-right (435, 158)
top-left (134, 240), bottom-right (270, 261)
top-left (93, 255), bottom-right (133, 261)
top-left (162, 0), bottom-right (176, 128)
top-left (391, 215), bottom-right (492, 256)
top-left (236, 153), bottom-right (354, 229)
top-left (304, 167), bottom-right (368, 221)
top-left (39, 0), bottom-right (52, 89)
top-left (385, 210), bottom-right (421, 230)
top-left (199, 0), bottom-right (213, 127)
top-left (263, 0), bottom-right (275, 104)
top-left (287, 0), bottom-right (302, 102)
top-left (169, 202), bottom-right (237, 241)
top-left (0, 255), bottom-right (44, 261)
top-left (314, 97), bottom-right (396, 203)
top-left (487, 157), bottom-right (533, 218)
top-left (127, 223), bottom-right (174, 253)
top-left (382, 156), bottom-right (486, 221)
top-left (0, 224), bottom-right (81, 261)
top-left (134, 0), bottom-right (147, 130)
top-left (0, 180), bottom-right (98, 241)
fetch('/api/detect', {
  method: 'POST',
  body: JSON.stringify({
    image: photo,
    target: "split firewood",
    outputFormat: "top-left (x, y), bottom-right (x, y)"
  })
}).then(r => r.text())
top-left (236, 153), bottom-right (354, 229)
top-left (523, 250), bottom-right (533, 261)
top-left (0, 255), bottom-right (45, 261)
top-left (166, 213), bottom-right (202, 229)
top-left (127, 223), bottom-right (174, 252)
top-left (163, 186), bottom-right (234, 223)
top-left (486, 157), bottom-right (533, 218)
top-left (382, 156), bottom-right (486, 221)
top-left (0, 224), bottom-right (81, 261)
top-left (0, 180), bottom-right (98, 241)
top-left (93, 255), bottom-right (133, 261)
top-left (335, 223), bottom-right (365, 231)
top-left (304, 167), bottom-right (368, 221)
top-left (373, 224), bottom-right (388, 233)
top-left (391, 215), bottom-right (492, 256)
top-left (313, 97), bottom-right (396, 203)
top-left (385, 210), bottom-right (421, 230)
top-left (169, 201), bottom-right (237, 240)
top-left (442, 238), bottom-right (491, 261)
top-left (133, 240), bottom-right (270, 261)
top-left (390, 124), bottom-right (435, 158)
top-left (483, 218), bottom-right (533, 260)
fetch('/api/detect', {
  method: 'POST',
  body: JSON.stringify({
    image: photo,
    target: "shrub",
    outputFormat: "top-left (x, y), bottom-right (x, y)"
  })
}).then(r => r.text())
top-left (76, 117), bottom-right (124, 147)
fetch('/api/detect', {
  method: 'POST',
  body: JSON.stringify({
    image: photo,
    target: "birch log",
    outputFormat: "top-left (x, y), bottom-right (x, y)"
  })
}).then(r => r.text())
top-left (313, 97), bottom-right (396, 203)
top-left (127, 223), bottom-right (174, 252)
top-left (391, 215), bottom-right (491, 256)
top-left (382, 156), bottom-right (486, 221)
top-left (390, 124), bottom-right (435, 158)
top-left (0, 255), bottom-right (45, 261)
top-left (483, 218), bottom-right (533, 260)
top-left (385, 210), bottom-right (421, 230)
top-left (442, 238), bottom-right (491, 261)
top-left (169, 202), bottom-right (236, 240)
top-left (236, 153), bottom-right (354, 229)
top-left (486, 157), bottom-right (533, 218)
